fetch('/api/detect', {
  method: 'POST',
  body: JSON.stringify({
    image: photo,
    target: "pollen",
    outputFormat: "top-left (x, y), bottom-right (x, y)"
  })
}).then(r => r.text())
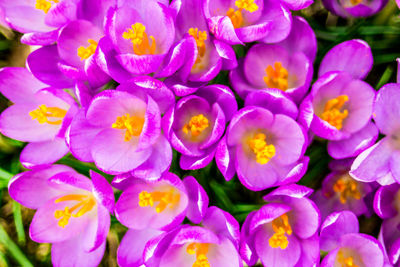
top-left (186, 243), bottom-right (211, 267)
top-left (29, 104), bottom-right (67, 125)
top-left (35, 0), bottom-right (59, 13)
top-left (182, 114), bottom-right (209, 138)
top-left (112, 113), bottom-right (145, 142)
top-left (138, 189), bottom-right (181, 213)
top-left (123, 23), bottom-right (156, 55)
top-left (337, 251), bottom-right (360, 267)
top-left (77, 39), bottom-right (98, 61)
top-left (54, 194), bottom-right (96, 228)
top-left (333, 175), bottom-right (361, 204)
top-left (268, 213), bottom-right (292, 249)
top-left (188, 28), bottom-right (208, 69)
top-left (350, 0), bottom-right (362, 6)
top-left (249, 133), bottom-right (276, 165)
top-left (320, 95), bottom-right (349, 130)
top-left (226, 0), bottom-right (259, 28)
top-left (263, 62), bottom-right (289, 91)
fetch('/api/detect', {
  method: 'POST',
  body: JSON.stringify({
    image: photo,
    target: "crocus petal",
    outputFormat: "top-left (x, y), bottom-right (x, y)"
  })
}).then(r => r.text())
top-left (180, 149), bottom-right (215, 170)
top-left (117, 228), bottom-right (163, 267)
top-left (51, 233), bottom-right (106, 267)
top-left (259, 0), bottom-right (292, 43)
top-left (215, 135), bottom-right (236, 181)
top-left (280, 0), bottom-right (313, 10)
top-left (90, 171), bottom-right (114, 213)
top-left (208, 238), bottom-right (241, 267)
top-left (183, 176), bottom-right (209, 224)
top-left (20, 30), bottom-right (60, 46)
top-left (373, 83), bottom-right (400, 135)
top-left (27, 45), bottom-right (74, 88)
top-left (350, 138), bottom-right (393, 182)
top-left (373, 184), bottom-right (399, 219)
top-left (320, 211), bottom-right (359, 251)
top-left (328, 121), bottom-right (379, 159)
top-left (390, 150), bottom-right (400, 183)
top-left (207, 16), bottom-right (243, 45)
top-left (319, 39), bottom-right (373, 79)
top-left (8, 165), bottom-right (74, 209)
top-left (20, 138), bottom-right (69, 168)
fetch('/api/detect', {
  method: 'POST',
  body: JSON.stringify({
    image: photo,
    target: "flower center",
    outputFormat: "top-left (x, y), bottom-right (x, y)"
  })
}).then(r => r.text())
top-left (138, 189), bottom-right (181, 213)
top-left (77, 39), bottom-right (98, 61)
top-left (249, 133), bottom-right (276, 165)
top-left (337, 251), bottom-right (360, 267)
top-left (35, 0), bottom-right (58, 13)
top-left (123, 23), bottom-right (156, 55)
top-left (320, 95), bottom-right (349, 130)
top-left (226, 0), bottom-right (259, 28)
top-left (112, 113), bottom-right (145, 142)
top-left (263, 62), bottom-right (289, 91)
top-left (29, 104), bottom-right (67, 125)
top-left (186, 243), bottom-right (211, 267)
top-left (268, 213), bottom-right (292, 249)
top-left (54, 194), bottom-right (96, 228)
top-left (182, 114), bottom-right (209, 138)
top-left (350, 0), bottom-right (362, 6)
top-left (188, 28), bottom-right (208, 70)
top-left (332, 175), bottom-right (361, 204)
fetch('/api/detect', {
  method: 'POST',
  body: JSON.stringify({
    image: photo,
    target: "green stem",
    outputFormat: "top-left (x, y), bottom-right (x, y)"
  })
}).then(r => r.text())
top-left (0, 225), bottom-right (32, 267)
top-left (12, 202), bottom-right (25, 245)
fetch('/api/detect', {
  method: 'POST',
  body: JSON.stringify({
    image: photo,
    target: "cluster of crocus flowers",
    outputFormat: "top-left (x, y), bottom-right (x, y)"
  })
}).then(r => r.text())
top-left (2, 0), bottom-right (400, 266)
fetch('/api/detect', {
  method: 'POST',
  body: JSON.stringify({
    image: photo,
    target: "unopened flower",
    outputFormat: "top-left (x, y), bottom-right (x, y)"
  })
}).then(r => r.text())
top-left (322, 0), bottom-right (388, 18)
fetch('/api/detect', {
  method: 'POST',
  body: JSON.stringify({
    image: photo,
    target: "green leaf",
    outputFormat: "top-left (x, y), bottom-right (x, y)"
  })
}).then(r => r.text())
top-left (12, 202), bottom-right (26, 245)
top-left (0, 226), bottom-right (33, 267)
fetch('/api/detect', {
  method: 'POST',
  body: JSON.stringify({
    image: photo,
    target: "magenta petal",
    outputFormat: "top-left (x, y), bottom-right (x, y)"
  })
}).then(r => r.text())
top-left (117, 228), bottom-right (163, 267)
top-left (373, 83), bottom-right (400, 135)
top-left (91, 129), bottom-right (152, 174)
top-left (0, 67), bottom-right (46, 103)
top-left (215, 136), bottom-right (236, 181)
top-left (117, 53), bottom-right (165, 75)
top-left (90, 171), bottom-right (114, 213)
top-left (328, 121), bottom-right (379, 159)
top-left (20, 138), bottom-right (69, 168)
top-left (280, 0), bottom-right (313, 10)
top-left (350, 138), bottom-right (393, 182)
top-left (180, 149), bottom-right (216, 170)
top-left (51, 232), bottom-right (106, 267)
top-left (183, 176), bottom-right (209, 224)
top-left (82, 205), bottom-right (110, 252)
top-left (320, 211), bottom-right (359, 251)
top-left (27, 45), bottom-right (74, 88)
top-left (319, 39), bottom-right (373, 79)
top-left (131, 134), bottom-right (172, 181)
top-left (235, 21), bottom-right (272, 43)
top-left (8, 165), bottom-right (73, 209)
top-left (207, 16), bottom-right (243, 45)
top-left (259, 0), bottom-right (292, 43)
top-left (29, 197), bottom-right (90, 243)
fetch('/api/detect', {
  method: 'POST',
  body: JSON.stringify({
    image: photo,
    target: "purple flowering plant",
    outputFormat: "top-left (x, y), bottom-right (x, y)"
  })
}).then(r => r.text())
top-left (1, 0), bottom-right (400, 267)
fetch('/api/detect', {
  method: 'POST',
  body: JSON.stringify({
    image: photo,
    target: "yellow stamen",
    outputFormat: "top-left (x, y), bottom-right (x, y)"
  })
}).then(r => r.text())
top-left (268, 213), bottom-right (292, 249)
top-left (182, 114), bottom-right (209, 138)
top-left (350, 0), bottom-right (362, 6)
top-left (186, 243), bottom-right (211, 267)
top-left (320, 95), bottom-right (349, 130)
top-left (226, 0), bottom-right (259, 28)
top-left (112, 113), bottom-right (145, 142)
top-left (54, 194), bottom-right (96, 228)
top-left (29, 104), bottom-right (67, 125)
top-left (77, 39), bottom-right (98, 61)
top-left (333, 175), bottom-right (361, 204)
top-left (249, 133), bottom-right (276, 165)
top-left (123, 23), bottom-right (156, 55)
top-left (263, 62), bottom-right (289, 91)
top-left (337, 251), bottom-right (360, 267)
top-left (35, 0), bottom-right (59, 13)
top-left (138, 189), bottom-right (181, 213)
top-left (188, 28), bottom-right (208, 70)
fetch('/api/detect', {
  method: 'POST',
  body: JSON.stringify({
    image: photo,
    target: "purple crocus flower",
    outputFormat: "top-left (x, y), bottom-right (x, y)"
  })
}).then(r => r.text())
top-left (322, 0), bottom-right (388, 18)
top-left (8, 165), bottom-right (114, 267)
top-left (0, 0), bottom-right (79, 45)
top-left (204, 0), bottom-right (313, 45)
top-left (299, 40), bottom-right (376, 159)
top-left (313, 159), bottom-right (374, 220)
top-left (350, 61), bottom-right (400, 185)
top-left (215, 92), bottom-right (308, 190)
top-left (96, 0), bottom-right (175, 81)
top-left (229, 16), bottom-right (315, 103)
top-left (163, 84), bottom-right (237, 170)
top-left (374, 184), bottom-right (400, 265)
top-left (156, 0), bottom-right (237, 89)
top-left (0, 67), bottom-right (78, 167)
top-left (240, 184), bottom-right (320, 266)
top-left (69, 77), bottom-right (174, 178)
top-left (142, 208), bottom-right (242, 267)
top-left (320, 211), bottom-right (384, 267)
top-left (114, 173), bottom-right (209, 231)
